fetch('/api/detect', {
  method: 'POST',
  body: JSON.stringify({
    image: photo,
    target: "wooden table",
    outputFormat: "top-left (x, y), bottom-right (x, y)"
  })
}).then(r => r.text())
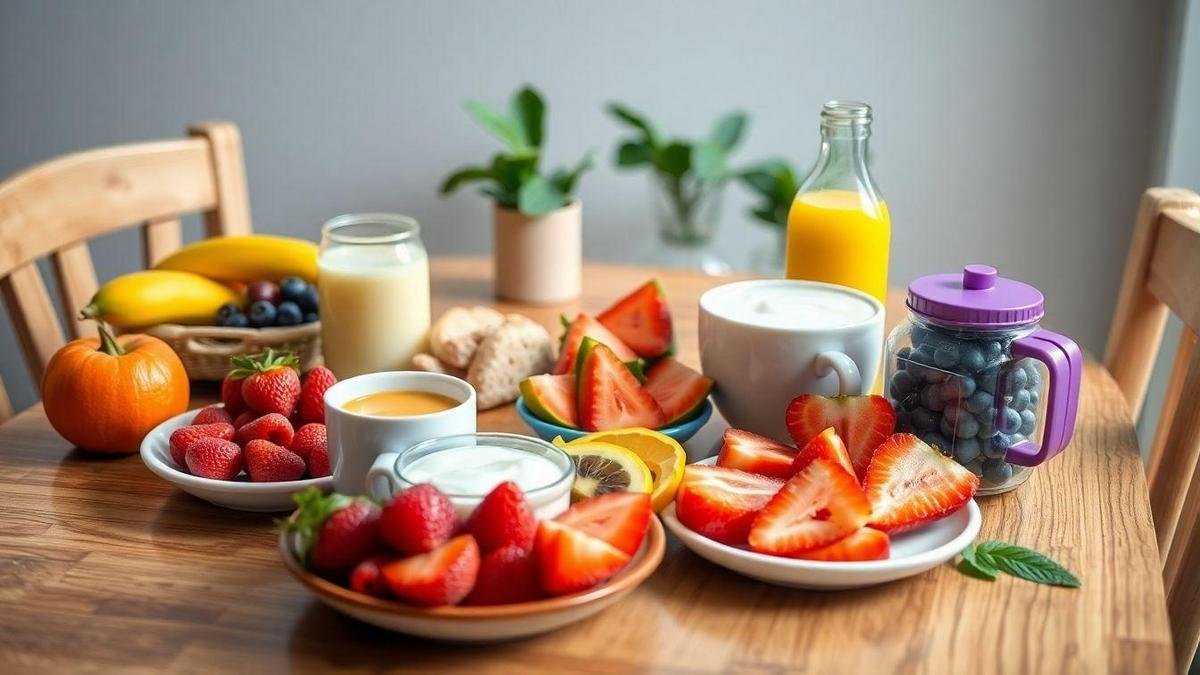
top-left (0, 258), bottom-right (1172, 673)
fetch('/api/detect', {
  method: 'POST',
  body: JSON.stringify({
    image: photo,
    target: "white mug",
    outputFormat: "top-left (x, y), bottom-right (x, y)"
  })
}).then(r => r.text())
top-left (699, 279), bottom-right (885, 444)
top-left (323, 371), bottom-right (476, 495)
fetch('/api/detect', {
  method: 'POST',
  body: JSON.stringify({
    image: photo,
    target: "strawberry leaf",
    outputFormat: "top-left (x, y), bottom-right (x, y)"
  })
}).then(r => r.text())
top-left (280, 487), bottom-right (352, 564)
top-left (974, 540), bottom-right (1081, 588)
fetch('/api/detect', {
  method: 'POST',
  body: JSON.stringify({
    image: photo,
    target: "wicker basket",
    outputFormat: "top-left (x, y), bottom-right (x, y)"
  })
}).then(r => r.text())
top-left (145, 322), bottom-right (323, 381)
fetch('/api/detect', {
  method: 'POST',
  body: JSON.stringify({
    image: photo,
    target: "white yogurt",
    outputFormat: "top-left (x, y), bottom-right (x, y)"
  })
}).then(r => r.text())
top-left (704, 280), bottom-right (876, 330)
top-left (398, 443), bottom-right (572, 519)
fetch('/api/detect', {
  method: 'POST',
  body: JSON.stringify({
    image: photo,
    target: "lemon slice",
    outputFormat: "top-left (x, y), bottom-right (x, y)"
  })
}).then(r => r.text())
top-left (562, 441), bottom-right (652, 502)
top-left (566, 428), bottom-right (686, 511)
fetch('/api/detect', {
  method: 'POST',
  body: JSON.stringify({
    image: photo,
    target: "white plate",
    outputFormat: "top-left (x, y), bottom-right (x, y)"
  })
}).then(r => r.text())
top-left (140, 407), bottom-right (332, 512)
top-left (662, 457), bottom-right (981, 590)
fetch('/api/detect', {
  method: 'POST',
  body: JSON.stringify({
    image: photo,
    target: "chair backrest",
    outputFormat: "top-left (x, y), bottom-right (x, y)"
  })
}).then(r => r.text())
top-left (1105, 186), bottom-right (1200, 670)
top-left (0, 121), bottom-right (251, 421)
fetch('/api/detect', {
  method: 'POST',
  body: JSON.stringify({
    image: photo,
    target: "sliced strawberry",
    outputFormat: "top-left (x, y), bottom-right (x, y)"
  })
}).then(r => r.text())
top-left (464, 481), bottom-right (537, 554)
top-left (716, 428), bottom-right (796, 479)
top-left (576, 340), bottom-right (666, 432)
top-left (519, 373), bottom-right (578, 428)
top-left (534, 520), bottom-right (631, 596)
top-left (864, 433), bottom-right (980, 533)
top-left (553, 313), bottom-right (638, 375)
top-left (785, 395), bottom-right (896, 479)
top-left (643, 357), bottom-right (713, 425)
top-left (556, 492), bottom-right (652, 556)
top-left (381, 534), bottom-right (480, 606)
top-left (463, 544), bottom-right (542, 606)
top-left (349, 554), bottom-right (395, 598)
top-left (596, 279), bottom-right (673, 358)
top-left (674, 465), bottom-right (783, 545)
top-left (792, 527), bottom-right (890, 562)
top-left (791, 427), bottom-right (856, 480)
top-left (748, 458), bottom-right (871, 556)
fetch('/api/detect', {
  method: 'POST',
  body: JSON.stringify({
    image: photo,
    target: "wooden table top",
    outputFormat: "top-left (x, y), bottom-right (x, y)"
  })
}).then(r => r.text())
top-left (0, 257), bottom-right (1172, 673)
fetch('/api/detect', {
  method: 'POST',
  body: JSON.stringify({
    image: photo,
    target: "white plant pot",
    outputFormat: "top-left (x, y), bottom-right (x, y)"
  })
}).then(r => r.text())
top-left (492, 200), bottom-right (581, 304)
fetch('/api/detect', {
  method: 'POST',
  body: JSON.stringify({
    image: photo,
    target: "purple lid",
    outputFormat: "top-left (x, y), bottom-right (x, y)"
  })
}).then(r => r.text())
top-left (907, 264), bottom-right (1044, 328)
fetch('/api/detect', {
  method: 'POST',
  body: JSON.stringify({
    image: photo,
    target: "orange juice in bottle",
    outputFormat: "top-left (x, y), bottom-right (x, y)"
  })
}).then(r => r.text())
top-left (785, 101), bottom-right (890, 303)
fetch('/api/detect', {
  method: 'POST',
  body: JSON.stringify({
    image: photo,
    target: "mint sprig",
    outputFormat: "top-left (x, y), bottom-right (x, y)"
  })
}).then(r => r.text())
top-left (957, 540), bottom-right (1080, 588)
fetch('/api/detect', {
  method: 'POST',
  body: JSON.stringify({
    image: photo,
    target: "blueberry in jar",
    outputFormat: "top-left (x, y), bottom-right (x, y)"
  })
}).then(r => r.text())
top-left (953, 414), bottom-right (980, 439)
top-left (933, 343), bottom-right (960, 369)
top-left (1011, 388), bottom-right (1031, 412)
top-left (895, 346), bottom-right (912, 369)
top-left (920, 431), bottom-right (951, 453)
top-left (977, 365), bottom-right (1000, 394)
top-left (984, 433), bottom-right (1011, 459)
top-left (889, 369), bottom-right (918, 398)
top-left (953, 437), bottom-right (982, 464)
top-left (941, 374), bottom-right (976, 402)
top-left (911, 407), bottom-right (939, 432)
top-left (958, 343), bottom-right (987, 373)
top-left (964, 390), bottom-right (994, 415)
top-left (997, 406), bottom-right (1022, 435)
top-left (1018, 410), bottom-right (1037, 436)
top-left (982, 459), bottom-right (1014, 484)
top-left (921, 384), bottom-right (946, 412)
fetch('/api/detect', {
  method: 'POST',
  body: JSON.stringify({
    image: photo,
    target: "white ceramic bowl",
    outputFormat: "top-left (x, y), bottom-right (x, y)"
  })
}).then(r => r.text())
top-left (279, 516), bottom-right (666, 641)
top-left (662, 457), bottom-right (981, 590)
top-left (140, 407), bottom-right (332, 512)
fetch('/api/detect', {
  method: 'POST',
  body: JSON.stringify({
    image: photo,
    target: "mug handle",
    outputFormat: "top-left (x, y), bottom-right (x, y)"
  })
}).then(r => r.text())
top-left (815, 351), bottom-right (862, 395)
top-left (365, 451), bottom-right (402, 501)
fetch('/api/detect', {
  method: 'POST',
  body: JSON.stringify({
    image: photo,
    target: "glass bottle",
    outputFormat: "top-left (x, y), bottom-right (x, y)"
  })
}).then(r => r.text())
top-left (785, 101), bottom-right (890, 303)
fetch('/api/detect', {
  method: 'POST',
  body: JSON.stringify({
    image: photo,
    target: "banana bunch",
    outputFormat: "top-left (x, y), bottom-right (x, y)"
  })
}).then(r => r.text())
top-left (83, 270), bottom-right (241, 329)
top-left (154, 235), bottom-right (318, 284)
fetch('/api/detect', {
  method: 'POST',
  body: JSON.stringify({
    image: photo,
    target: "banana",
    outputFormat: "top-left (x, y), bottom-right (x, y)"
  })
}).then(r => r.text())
top-left (83, 270), bottom-right (241, 329)
top-left (153, 235), bottom-right (319, 283)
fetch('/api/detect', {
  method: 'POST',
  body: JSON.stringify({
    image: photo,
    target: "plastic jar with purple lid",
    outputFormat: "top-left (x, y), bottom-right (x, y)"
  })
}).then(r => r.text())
top-left (884, 264), bottom-right (1083, 495)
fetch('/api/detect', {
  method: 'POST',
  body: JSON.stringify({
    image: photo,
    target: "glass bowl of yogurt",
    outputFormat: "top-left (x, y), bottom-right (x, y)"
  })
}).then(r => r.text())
top-left (367, 432), bottom-right (574, 520)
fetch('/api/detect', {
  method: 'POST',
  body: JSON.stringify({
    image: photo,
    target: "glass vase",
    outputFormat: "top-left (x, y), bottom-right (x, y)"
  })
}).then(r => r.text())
top-left (749, 227), bottom-right (787, 275)
top-left (638, 176), bottom-right (732, 276)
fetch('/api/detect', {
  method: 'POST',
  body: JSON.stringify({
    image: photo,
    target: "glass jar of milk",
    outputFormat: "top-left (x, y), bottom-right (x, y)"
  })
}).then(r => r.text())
top-left (318, 213), bottom-right (430, 379)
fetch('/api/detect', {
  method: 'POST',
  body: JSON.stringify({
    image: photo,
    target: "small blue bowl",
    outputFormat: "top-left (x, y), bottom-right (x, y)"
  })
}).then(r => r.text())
top-left (515, 396), bottom-right (713, 444)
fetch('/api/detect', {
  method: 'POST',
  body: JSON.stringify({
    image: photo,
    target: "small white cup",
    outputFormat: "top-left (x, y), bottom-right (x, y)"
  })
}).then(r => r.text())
top-left (366, 432), bottom-right (574, 520)
top-left (699, 279), bottom-right (885, 443)
top-left (323, 371), bottom-right (476, 495)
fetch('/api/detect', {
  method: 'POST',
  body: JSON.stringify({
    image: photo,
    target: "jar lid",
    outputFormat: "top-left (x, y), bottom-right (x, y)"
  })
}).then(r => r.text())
top-left (907, 264), bottom-right (1044, 328)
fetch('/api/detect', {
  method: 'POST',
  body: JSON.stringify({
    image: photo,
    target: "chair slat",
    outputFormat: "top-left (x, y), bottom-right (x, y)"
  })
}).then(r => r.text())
top-left (0, 374), bottom-right (12, 424)
top-left (1148, 328), bottom-right (1199, 489)
top-left (1153, 344), bottom-right (1200, 566)
top-left (0, 263), bottom-right (65, 383)
top-left (1162, 352), bottom-right (1200, 668)
top-left (189, 122), bottom-right (251, 237)
top-left (51, 242), bottom-right (99, 339)
top-left (142, 217), bottom-right (183, 267)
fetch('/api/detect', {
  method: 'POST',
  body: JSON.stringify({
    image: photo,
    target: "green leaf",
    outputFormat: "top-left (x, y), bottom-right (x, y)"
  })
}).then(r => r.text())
top-left (693, 140), bottom-right (727, 182)
top-left (739, 169), bottom-right (778, 198)
top-left (491, 152), bottom-right (537, 195)
top-left (653, 141), bottom-right (691, 178)
top-left (480, 185), bottom-right (517, 209)
top-left (974, 541), bottom-right (1081, 588)
top-left (464, 100), bottom-right (527, 152)
top-left (606, 102), bottom-right (660, 145)
top-left (615, 140), bottom-right (653, 167)
top-left (750, 207), bottom-right (779, 225)
top-left (439, 166), bottom-right (495, 195)
top-left (957, 557), bottom-right (999, 581)
top-left (517, 175), bottom-right (567, 216)
top-left (960, 543), bottom-right (999, 576)
top-left (549, 150), bottom-right (594, 197)
top-left (710, 111), bottom-right (747, 151)
top-left (511, 86), bottom-right (545, 149)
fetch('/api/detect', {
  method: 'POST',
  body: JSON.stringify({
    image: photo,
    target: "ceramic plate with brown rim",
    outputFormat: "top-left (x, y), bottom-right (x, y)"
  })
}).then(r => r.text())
top-left (279, 516), bottom-right (666, 642)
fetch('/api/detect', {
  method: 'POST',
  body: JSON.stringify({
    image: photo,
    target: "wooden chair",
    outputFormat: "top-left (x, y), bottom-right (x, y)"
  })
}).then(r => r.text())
top-left (1105, 186), bottom-right (1200, 671)
top-left (0, 121), bottom-right (251, 422)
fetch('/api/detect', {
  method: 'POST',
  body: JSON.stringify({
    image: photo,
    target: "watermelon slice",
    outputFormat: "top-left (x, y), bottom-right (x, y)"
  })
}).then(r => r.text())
top-left (597, 280), bottom-right (674, 358)
top-left (520, 374), bottom-right (578, 428)
top-left (644, 357), bottom-right (713, 425)
top-left (553, 313), bottom-right (638, 375)
top-left (577, 341), bottom-right (666, 432)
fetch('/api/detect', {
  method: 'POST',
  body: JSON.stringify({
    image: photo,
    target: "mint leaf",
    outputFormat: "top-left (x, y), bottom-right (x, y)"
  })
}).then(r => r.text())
top-left (957, 558), bottom-right (998, 580)
top-left (975, 540), bottom-right (1081, 588)
top-left (959, 542), bottom-right (999, 578)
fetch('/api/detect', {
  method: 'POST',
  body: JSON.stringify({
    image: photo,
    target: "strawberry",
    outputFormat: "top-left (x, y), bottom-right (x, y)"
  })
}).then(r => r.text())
top-left (235, 413), bottom-right (295, 448)
top-left (553, 312), bottom-right (639, 375)
top-left (674, 465), bottom-right (782, 545)
top-left (380, 484), bottom-right (458, 554)
top-left (785, 394), bottom-right (896, 478)
top-left (308, 438), bottom-right (330, 478)
top-left (556, 491), bottom-right (652, 556)
top-left (244, 439), bottom-right (306, 482)
top-left (221, 374), bottom-right (248, 416)
top-left (464, 481), bottom-right (537, 554)
top-left (290, 423), bottom-right (326, 465)
top-left (716, 428), bottom-right (797, 479)
top-left (748, 458), bottom-right (871, 556)
top-left (864, 433), bottom-right (980, 533)
top-left (792, 527), bottom-right (890, 562)
top-left (791, 427), bottom-right (856, 480)
top-left (463, 544), bottom-right (541, 606)
top-left (535, 519), bottom-right (631, 596)
top-left (298, 366), bottom-right (337, 425)
top-left (192, 405), bottom-right (233, 426)
top-left (169, 422), bottom-right (235, 467)
top-left (230, 350), bottom-right (302, 417)
top-left (576, 339), bottom-right (666, 431)
top-left (596, 279), bottom-right (674, 358)
top-left (381, 534), bottom-right (480, 606)
top-left (349, 554), bottom-right (395, 598)
top-left (184, 437), bottom-right (243, 480)
top-left (287, 487), bottom-right (383, 574)
top-left (232, 411), bottom-right (255, 429)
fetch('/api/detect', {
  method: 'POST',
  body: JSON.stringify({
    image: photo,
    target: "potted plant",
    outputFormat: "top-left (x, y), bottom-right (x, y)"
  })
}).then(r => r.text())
top-left (606, 103), bottom-right (747, 275)
top-left (738, 160), bottom-right (799, 274)
top-left (440, 85), bottom-right (592, 303)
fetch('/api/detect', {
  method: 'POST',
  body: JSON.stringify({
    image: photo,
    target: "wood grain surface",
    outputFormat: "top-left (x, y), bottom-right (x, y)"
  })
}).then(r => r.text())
top-left (0, 258), bottom-right (1171, 673)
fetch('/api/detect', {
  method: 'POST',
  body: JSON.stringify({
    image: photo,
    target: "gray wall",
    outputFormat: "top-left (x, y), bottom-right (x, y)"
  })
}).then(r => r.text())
top-left (0, 0), bottom-right (1176, 411)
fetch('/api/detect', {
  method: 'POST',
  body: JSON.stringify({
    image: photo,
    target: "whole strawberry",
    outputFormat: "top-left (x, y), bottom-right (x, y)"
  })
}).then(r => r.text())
top-left (235, 413), bottom-right (295, 448)
top-left (380, 484), bottom-right (458, 554)
top-left (298, 366), bottom-right (337, 425)
top-left (244, 439), bottom-right (306, 482)
top-left (185, 437), bottom-right (243, 480)
top-left (192, 405), bottom-right (233, 426)
top-left (286, 487), bottom-right (383, 574)
top-left (463, 544), bottom-right (541, 606)
top-left (169, 422), bottom-right (235, 468)
top-left (291, 423), bottom-right (326, 465)
top-left (232, 411), bottom-right (255, 429)
top-left (230, 350), bottom-right (301, 417)
top-left (221, 374), bottom-right (248, 416)
top-left (464, 481), bottom-right (536, 553)
top-left (350, 554), bottom-right (395, 598)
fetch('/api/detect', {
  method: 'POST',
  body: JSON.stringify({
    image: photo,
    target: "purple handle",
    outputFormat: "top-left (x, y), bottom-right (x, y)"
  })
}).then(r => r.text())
top-left (1005, 328), bottom-right (1083, 466)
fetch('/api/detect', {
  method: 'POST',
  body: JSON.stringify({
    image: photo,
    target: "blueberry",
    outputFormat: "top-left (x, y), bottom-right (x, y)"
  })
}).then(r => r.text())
top-left (921, 384), bottom-right (946, 412)
top-left (1029, 388), bottom-right (1040, 406)
top-left (964, 457), bottom-right (985, 477)
top-left (303, 312), bottom-right (320, 324)
top-left (275, 301), bottom-right (303, 326)
top-left (939, 414), bottom-right (956, 439)
top-left (977, 366), bottom-right (1000, 394)
top-left (997, 406), bottom-right (1022, 434)
top-left (984, 433), bottom-right (1011, 459)
top-left (1011, 388), bottom-right (1031, 412)
top-left (954, 437), bottom-right (982, 464)
top-left (975, 414), bottom-right (996, 439)
top-left (894, 409), bottom-right (912, 431)
top-left (895, 346), bottom-right (912, 369)
top-left (889, 370), bottom-right (917, 398)
top-left (933, 343), bottom-right (960, 369)
top-left (224, 312), bottom-right (249, 328)
top-left (982, 459), bottom-right (1013, 484)
top-left (911, 407), bottom-right (938, 432)
top-left (954, 414), bottom-right (980, 439)
top-left (941, 375), bottom-right (976, 402)
top-left (958, 344), bottom-right (987, 373)
top-left (216, 302), bottom-right (241, 323)
top-left (299, 285), bottom-right (319, 313)
top-left (279, 276), bottom-right (308, 304)
top-left (911, 325), bottom-right (932, 346)
top-left (964, 390), bottom-right (994, 415)
top-left (906, 345), bottom-right (935, 379)
top-left (248, 300), bottom-right (277, 327)
top-left (984, 340), bottom-right (1003, 363)
top-left (942, 403), bottom-right (963, 424)
top-left (1009, 366), bottom-right (1028, 390)
top-left (920, 431), bottom-right (950, 452)
top-left (1019, 409), bottom-right (1037, 436)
